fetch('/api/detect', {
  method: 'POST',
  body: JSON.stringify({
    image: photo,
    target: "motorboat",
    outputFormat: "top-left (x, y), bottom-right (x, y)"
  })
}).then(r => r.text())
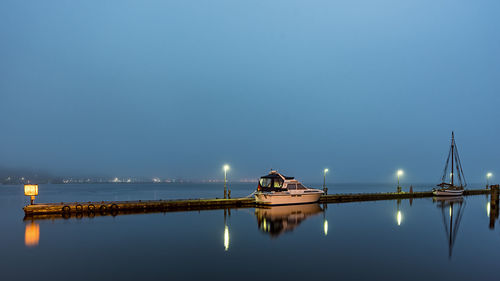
top-left (433, 132), bottom-right (466, 196)
top-left (254, 170), bottom-right (323, 205)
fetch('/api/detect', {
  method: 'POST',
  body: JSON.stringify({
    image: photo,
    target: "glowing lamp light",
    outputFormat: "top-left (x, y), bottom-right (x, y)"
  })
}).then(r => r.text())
top-left (324, 168), bottom-right (329, 173)
top-left (24, 184), bottom-right (38, 196)
top-left (24, 184), bottom-right (38, 205)
top-left (397, 170), bottom-right (404, 177)
top-left (324, 219), bottom-right (328, 236)
top-left (487, 202), bottom-right (491, 218)
top-left (224, 165), bottom-right (230, 172)
top-left (487, 172), bottom-right (493, 178)
top-left (397, 211), bottom-right (402, 226)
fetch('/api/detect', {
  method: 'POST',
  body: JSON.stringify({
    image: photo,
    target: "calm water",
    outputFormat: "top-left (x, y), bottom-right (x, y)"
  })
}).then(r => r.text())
top-left (1, 183), bottom-right (498, 281)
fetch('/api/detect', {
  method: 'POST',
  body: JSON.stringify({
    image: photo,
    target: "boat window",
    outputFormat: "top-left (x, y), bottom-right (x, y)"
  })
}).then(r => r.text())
top-left (296, 184), bottom-right (307, 190)
top-left (259, 178), bottom-right (272, 188)
top-left (273, 178), bottom-right (284, 188)
top-left (287, 183), bottom-right (297, 190)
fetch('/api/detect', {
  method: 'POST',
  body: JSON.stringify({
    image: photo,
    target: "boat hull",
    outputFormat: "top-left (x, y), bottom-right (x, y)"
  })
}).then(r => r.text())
top-left (255, 192), bottom-right (323, 205)
top-left (433, 189), bottom-right (464, 196)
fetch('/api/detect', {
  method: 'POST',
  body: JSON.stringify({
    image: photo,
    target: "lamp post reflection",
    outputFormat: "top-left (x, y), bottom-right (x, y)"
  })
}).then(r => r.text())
top-left (488, 186), bottom-right (499, 229)
top-left (396, 199), bottom-right (402, 226)
top-left (323, 203), bottom-right (328, 236)
top-left (223, 208), bottom-right (230, 251)
top-left (25, 221), bottom-right (40, 247)
top-left (224, 225), bottom-right (229, 251)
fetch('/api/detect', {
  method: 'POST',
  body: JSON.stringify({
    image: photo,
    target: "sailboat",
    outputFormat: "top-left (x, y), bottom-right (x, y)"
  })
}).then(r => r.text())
top-left (433, 132), bottom-right (466, 196)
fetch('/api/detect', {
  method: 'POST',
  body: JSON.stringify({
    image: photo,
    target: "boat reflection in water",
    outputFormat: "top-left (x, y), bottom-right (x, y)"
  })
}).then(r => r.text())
top-left (24, 221), bottom-right (40, 247)
top-left (433, 196), bottom-right (465, 259)
top-left (255, 203), bottom-right (324, 238)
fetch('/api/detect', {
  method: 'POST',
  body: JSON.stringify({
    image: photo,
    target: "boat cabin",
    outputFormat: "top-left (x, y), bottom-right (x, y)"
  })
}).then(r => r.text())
top-left (257, 171), bottom-right (307, 192)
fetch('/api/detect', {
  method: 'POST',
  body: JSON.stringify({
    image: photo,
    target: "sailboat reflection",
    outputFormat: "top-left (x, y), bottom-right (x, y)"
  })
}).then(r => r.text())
top-left (433, 196), bottom-right (465, 259)
top-left (255, 203), bottom-right (324, 238)
top-left (25, 221), bottom-right (40, 247)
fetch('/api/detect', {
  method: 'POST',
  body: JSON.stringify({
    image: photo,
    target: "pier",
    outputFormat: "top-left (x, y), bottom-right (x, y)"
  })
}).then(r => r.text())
top-left (23, 188), bottom-right (491, 219)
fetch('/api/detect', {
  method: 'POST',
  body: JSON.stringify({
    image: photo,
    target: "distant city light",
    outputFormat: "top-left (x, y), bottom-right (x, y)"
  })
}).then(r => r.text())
top-left (153, 178), bottom-right (161, 183)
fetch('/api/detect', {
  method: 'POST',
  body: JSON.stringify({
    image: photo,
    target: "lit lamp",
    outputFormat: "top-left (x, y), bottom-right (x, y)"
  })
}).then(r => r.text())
top-left (24, 184), bottom-right (38, 205)
top-left (397, 170), bottom-right (404, 193)
top-left (487, 172), bottom-right (493, 188)
top-left (223, 164), bottom-right (230, 199)
top-left (323, 168), bottom-right (329, 194)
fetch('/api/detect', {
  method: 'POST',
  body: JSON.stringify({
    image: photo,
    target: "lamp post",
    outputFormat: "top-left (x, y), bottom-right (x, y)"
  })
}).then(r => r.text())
top-left (323, 168), bottom-right (329, 195)
top-left (487, 172), bottom-right (493, 188)
top-left (223, 165), bottom-right (230, 199)
top-left (24, 184), bottom-right (38, 205)
top-left (397, 170), bottom-right (404, 193)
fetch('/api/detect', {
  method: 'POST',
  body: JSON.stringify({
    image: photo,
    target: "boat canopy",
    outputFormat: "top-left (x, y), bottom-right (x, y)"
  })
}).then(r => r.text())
top-left (258, 171), bottom-right (296, 192)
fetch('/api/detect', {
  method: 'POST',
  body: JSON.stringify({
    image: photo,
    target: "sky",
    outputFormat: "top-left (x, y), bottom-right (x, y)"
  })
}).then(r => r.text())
top-left (1, 0), bottom-right (499, 183)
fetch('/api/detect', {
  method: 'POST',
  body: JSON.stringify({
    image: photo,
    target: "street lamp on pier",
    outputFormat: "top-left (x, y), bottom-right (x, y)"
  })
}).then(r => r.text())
top-left (487, 172), bottom-right (493, 188)
top-left (397, 170), bottom-right (404, 193)
top-left (223, 165), bottom-right (230, 199)
top-left (323, 168), bottom-right (329, 194)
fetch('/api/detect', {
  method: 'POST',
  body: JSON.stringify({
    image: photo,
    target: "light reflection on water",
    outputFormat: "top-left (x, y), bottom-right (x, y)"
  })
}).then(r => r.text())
top-left (2, 184), bottom-right (500, 281)
top-left (24, 221), bottom-right (39, 247)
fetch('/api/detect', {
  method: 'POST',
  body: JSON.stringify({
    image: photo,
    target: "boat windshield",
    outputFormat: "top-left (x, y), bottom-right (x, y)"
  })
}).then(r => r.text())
top-left (260, 178), bottom-right (272, 188)
top-left (259, 176), bottom-right (284, 191)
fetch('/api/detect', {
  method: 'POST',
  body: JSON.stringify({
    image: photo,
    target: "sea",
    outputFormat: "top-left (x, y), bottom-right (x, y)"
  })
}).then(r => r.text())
top-left (1, 182), bottom-right (498, 281)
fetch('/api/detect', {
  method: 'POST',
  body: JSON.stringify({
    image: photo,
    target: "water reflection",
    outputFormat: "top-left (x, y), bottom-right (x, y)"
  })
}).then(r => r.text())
top-left (255, 203), bottom-right (324, 238)
top-left (433, 196), bottom-right (465, 259)
top-left (24, 221), bottom-right (40, 247)
top-left (488, 189), bottom-right (499, 229)
top-left (396, 199), bottom-right (403, 226)
top-left (223, 208), bottom-right (230, 251)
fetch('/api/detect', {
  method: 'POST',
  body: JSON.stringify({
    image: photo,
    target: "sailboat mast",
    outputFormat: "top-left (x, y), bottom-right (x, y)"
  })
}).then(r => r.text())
top-left (451, 132), bottom-right (454, 186)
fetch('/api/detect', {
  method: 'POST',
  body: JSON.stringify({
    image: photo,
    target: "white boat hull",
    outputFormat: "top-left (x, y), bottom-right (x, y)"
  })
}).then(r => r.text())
top-left (433, 189), bottom-right (464, 196)
top-left (255, 191), bottom-right (323, 205)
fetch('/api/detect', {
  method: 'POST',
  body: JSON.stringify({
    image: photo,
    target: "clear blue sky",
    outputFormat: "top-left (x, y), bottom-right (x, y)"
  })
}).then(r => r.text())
top-left (1, 0), bottom-right (499, 183)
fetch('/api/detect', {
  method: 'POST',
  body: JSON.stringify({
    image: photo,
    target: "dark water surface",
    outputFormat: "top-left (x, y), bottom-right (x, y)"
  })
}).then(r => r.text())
top-left (1, 183), bottom-right (498, 281)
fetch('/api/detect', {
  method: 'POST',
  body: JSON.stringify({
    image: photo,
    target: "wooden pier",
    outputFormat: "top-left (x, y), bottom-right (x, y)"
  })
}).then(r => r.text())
top-left (23, 188), bottom-right (491, 219)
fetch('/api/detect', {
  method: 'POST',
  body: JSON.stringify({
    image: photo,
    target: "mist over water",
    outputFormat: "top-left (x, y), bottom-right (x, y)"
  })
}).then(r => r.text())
top-left (1, 0), bottom-right (499, 183)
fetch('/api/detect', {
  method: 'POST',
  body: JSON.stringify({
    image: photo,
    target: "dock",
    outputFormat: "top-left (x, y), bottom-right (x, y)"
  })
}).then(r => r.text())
top-left (23, 188), bottom-right (492, 220)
